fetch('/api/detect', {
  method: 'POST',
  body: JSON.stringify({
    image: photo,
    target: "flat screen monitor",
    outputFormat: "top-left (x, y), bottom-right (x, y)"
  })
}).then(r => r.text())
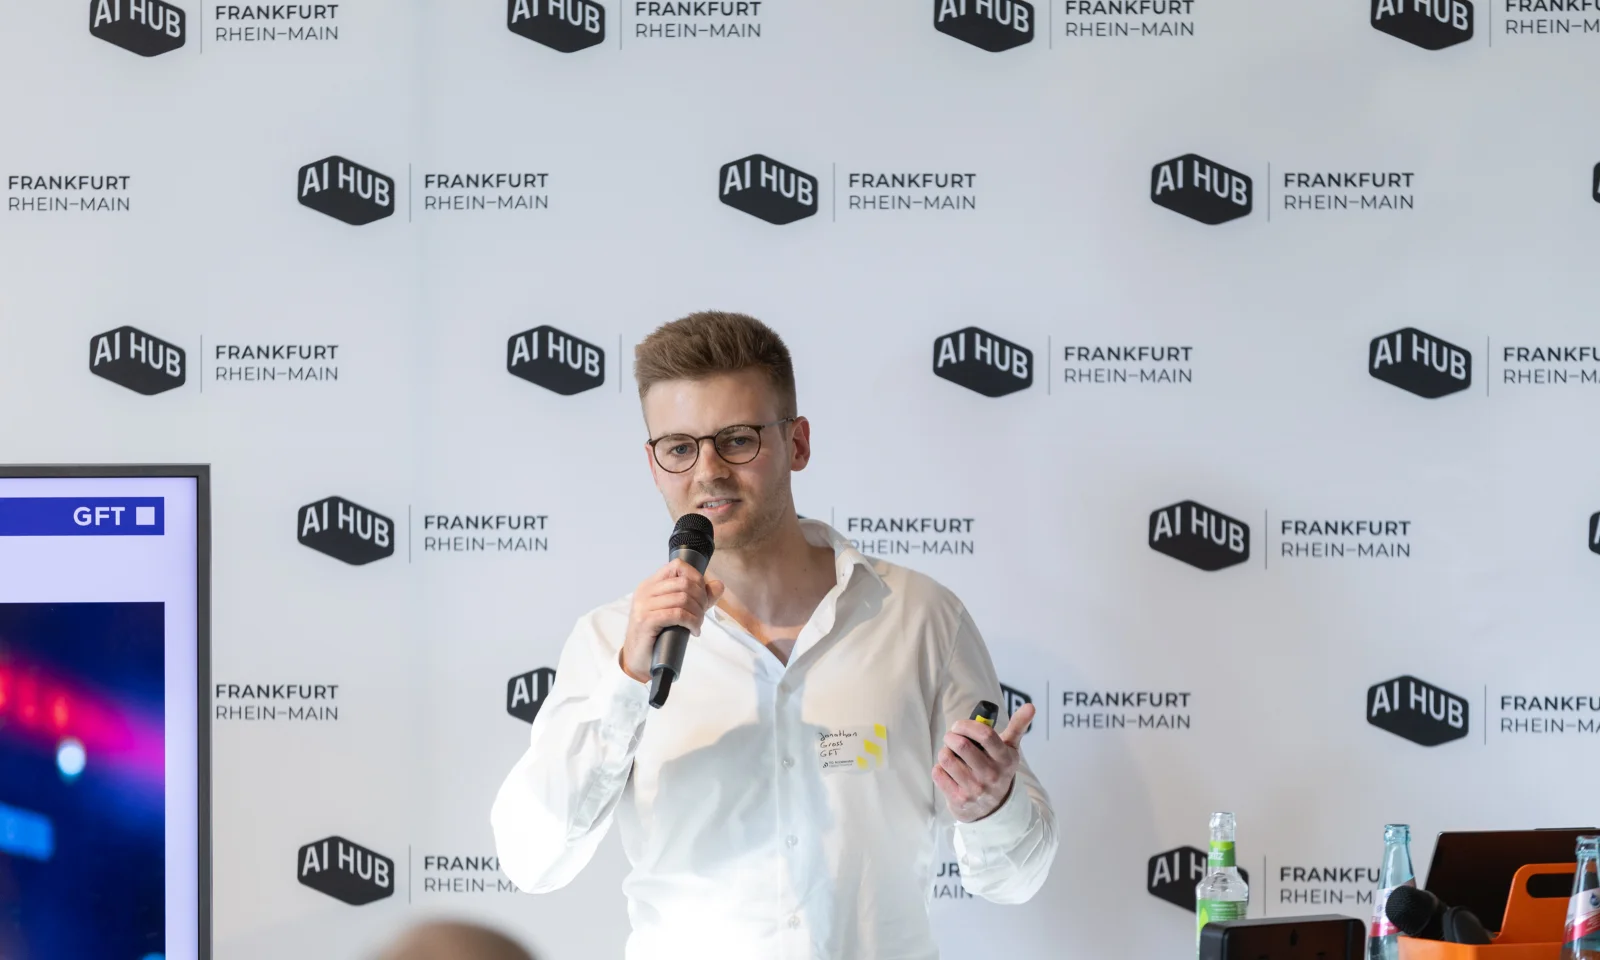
top-left (1424, 828), bottom-right (1596, 932)
top-left (0, 465), bottom-right (210, 960)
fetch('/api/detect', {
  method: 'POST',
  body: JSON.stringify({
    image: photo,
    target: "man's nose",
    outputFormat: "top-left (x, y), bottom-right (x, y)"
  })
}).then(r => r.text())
top-left (691, 438), bottom-right (732, 483)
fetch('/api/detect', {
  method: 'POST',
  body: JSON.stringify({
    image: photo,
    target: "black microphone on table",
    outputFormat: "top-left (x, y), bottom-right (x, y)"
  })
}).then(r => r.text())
top-left (648, 513), bottom-right (715, 710)
top-left (1385, 885), bottom-right (1493, 945)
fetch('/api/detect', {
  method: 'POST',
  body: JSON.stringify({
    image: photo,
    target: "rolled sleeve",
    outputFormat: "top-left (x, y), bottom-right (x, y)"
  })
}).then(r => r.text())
top-left (952, 773), bottom-right (1032, 847)
top-left (934, 605), bottom-right (1059, 904)
top-left (492, 603), bottom-right (650, 894)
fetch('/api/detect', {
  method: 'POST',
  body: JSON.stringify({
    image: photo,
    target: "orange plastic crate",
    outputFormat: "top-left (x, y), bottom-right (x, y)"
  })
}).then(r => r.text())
top-left (1398, 863), bottom-right (1574, 960)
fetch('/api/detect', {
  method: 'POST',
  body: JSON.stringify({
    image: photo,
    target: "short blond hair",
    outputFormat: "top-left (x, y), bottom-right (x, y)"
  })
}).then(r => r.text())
top-left (375, 921), bottom-right (535, 960)
top-left (634, 311), bottom-right (797, 416)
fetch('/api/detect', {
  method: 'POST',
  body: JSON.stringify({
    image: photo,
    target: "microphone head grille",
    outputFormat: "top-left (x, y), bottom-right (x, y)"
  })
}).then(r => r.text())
top-left (669, 513), bottom-right (715, 556)
top-left (1385, 885), bottom-right (1432, 936)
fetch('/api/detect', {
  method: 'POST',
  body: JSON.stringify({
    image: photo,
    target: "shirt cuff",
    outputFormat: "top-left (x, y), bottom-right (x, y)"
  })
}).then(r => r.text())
top-left (597, 652), bottom-right (651, 740)
top-left (953, 776), bottom-right (1033, 848)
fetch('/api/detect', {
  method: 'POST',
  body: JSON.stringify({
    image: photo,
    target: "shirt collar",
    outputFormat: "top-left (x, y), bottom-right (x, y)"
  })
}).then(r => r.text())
top-left (798, 518), bottom-right (886, 594)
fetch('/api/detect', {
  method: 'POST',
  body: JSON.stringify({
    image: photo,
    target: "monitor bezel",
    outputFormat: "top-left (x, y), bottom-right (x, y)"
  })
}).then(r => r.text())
top-left (0, 463), bottom-right (212, 960)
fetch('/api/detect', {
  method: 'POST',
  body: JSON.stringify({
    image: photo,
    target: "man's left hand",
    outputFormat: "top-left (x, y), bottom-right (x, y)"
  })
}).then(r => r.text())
top-left (931, 703), bottom-right (1036, 822)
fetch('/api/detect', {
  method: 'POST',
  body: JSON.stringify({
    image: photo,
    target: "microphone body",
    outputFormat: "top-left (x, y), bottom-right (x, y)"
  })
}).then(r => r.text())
top-left (649, 515), bottom-right (715, 709)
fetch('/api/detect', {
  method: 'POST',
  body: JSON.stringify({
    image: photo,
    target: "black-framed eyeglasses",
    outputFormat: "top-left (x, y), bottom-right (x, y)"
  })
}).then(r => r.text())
top-left (648, 417), bottom-right (798, 474)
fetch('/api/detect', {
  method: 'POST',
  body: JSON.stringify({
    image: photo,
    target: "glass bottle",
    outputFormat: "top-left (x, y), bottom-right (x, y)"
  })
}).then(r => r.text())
top-left (1561, 835), bottom-right (1600, 960)
top-left (1196, 811), bottom-right (1250, 949)
top-left (1368, 824), bottom-right (1416, 960)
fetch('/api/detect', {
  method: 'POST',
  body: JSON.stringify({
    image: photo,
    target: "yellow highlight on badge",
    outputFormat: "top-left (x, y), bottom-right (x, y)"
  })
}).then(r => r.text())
top-left (858, 726), bottom-right (888, 768)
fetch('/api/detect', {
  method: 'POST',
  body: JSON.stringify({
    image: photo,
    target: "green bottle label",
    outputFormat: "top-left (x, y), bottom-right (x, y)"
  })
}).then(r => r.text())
top-left (1197, 898), bottom-right (1247, 940)
top-left (1208, 840), bottom-right (1236, 869)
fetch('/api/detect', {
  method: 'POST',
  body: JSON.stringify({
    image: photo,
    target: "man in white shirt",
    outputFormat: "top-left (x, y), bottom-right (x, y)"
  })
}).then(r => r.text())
top-left (491, 311), bottom-right (1057, 960)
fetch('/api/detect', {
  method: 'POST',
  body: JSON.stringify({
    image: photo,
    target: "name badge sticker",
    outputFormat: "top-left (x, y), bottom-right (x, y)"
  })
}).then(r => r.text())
top-left (817, 724), bottom-right (888, 774)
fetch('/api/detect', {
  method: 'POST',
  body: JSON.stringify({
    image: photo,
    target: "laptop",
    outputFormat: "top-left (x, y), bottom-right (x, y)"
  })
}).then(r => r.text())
top-left (1424, 828), bottom-right (1597, 932)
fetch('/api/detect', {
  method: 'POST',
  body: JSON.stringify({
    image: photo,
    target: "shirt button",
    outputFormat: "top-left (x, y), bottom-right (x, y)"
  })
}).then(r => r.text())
top-left (786, 834), bottom-right (798, 847)
top-left (788, 915), bottom-right (801, 929)
top-left (782, 757), bottom-right (794, 769)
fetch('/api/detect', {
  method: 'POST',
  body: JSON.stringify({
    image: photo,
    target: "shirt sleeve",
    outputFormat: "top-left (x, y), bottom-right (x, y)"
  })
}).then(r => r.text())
top-left (936, 605), bottom-right (1059, 904)
top-left (491, 606), bottom-right (651, 893)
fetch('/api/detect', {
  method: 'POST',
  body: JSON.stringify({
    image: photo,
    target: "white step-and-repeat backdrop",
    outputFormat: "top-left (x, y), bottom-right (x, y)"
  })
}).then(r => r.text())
top-left (3, 1), bottom-right (1599, 957)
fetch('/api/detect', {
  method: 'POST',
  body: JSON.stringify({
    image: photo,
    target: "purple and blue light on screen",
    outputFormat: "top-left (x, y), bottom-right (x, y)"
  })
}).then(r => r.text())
top-left (0, 602), bottom-right (166, 960)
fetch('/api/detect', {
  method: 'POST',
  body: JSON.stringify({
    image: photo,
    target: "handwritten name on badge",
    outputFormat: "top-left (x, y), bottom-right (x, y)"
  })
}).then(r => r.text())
top-left (818, 725), bottom-right (888, 773)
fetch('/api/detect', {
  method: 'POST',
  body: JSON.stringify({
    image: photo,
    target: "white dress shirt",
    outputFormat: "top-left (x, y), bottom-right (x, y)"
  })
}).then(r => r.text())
top-left (491, 520), bottom-right (1057, 960)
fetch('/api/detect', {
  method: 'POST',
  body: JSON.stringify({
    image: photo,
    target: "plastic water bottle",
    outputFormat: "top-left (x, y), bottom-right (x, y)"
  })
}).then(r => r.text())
top-left (1368, 824), bottom-right (1416, 960)
top-left (1196, 811), bottom-right (1250, 949)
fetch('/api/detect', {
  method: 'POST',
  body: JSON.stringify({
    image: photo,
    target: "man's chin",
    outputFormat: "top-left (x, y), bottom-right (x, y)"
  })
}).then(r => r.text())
top-left (705, 517), bottom-right (747, 549)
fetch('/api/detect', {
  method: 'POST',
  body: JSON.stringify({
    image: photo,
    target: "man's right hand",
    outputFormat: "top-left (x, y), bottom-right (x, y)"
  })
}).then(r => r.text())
top-left (620, 560), bottom-right (725, 684)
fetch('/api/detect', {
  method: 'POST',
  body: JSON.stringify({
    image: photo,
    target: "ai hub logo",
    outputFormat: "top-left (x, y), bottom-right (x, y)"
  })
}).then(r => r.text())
top-left (507, 668), bottom-right (557, 723)
top-left (297, 497), bottom-right (395, 565)
top-left (1000, 683), bottom-right (1033, 734)
top-left (507, 326), bottom-right (605, 395)
top-left (90, 0), bottom-right (186, 56)
top-left (1369, 327), bottom-right (1471, 399)
top-left (932, 327), bottom-right (1032, 397)
top-left (89, 326), bottom-right (186, 395)
top-left (298, 156), bottom-right (395, 225)
top-left (934, 0), bottom-right (1034, 51)
top-left (297, 836), bottom-right (394, 905)
top-left (719, 155), bottom-right (818, 225)
top-left (1149, 500), bottom-right (1250, 571)
top-left (1151, 154), bottom-right (1252, 225)
top-left (1148, 847), bottom-right (1249, 912)
top-left (508, 0), bottom-right (606, 52)
top-left (1367, 675), bottom-right (1469, 746)
top-left (1371, 0), bottom-right (1473, 50)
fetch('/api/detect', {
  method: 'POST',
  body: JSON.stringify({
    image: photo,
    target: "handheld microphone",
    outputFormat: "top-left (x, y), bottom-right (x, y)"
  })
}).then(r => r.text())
top-left (648, 513), bottom-right (715, 709)
top-left (1385, 885), bottom-right (1493, 945)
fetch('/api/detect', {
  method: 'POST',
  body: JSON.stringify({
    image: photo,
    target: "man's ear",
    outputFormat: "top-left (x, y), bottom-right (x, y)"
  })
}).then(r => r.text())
top-left (788, 416), bottom-right (812, 472)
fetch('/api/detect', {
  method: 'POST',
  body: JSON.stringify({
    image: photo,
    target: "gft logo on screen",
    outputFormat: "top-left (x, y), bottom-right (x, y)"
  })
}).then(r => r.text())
top-left (90, 0), bottom-right (187, 56)
top-left (297, 836), bottom-right (395, 905)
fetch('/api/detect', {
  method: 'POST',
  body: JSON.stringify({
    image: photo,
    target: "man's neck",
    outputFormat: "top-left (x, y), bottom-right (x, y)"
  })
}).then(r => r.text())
top-left (709, 517), bottom-right (837, 642)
